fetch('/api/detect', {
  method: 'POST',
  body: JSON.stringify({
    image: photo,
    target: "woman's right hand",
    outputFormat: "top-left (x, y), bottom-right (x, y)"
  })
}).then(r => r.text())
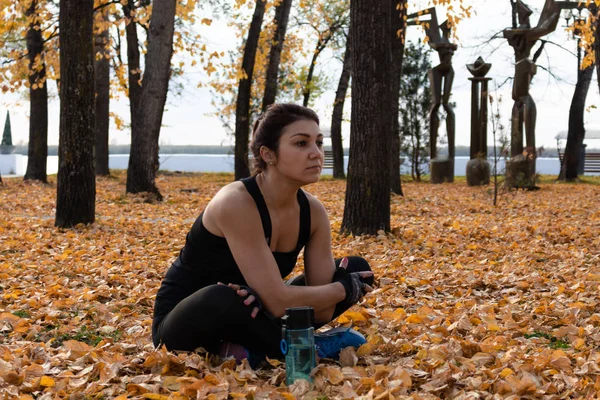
top-left (332, 258), bottom-right (373, 303)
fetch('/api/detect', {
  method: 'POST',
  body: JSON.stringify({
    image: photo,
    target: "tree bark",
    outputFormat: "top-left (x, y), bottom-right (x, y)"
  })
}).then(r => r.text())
top-left (594, 7), bottom-right (599, 98)
top-left (234, 0), bottom-right (267, 180)
top-left (95, 11), bottom-right (111, 176)
top-left (389, 0), bottom-right (407, 195)
top-left (124, 0), bottom-right (143, 143)
top-left (559, 61), bottom-right (594, 181)
top-left (56, 0), bottom-right (96, 227)
top-left (415, 131), bottom-right (422, 181)
top-left (24, 0), bottom-right (48, 183)
top-left (126, 0), bottom-right (177, 199)
top-left (262, 0), bottom-right (293, 111)
top-left (330, 29), bottom-right (352, 179)
top-left (341, 0), bottom-right (393, 235)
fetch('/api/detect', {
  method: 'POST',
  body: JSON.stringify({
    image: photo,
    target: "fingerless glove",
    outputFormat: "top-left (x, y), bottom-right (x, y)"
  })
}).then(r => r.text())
top-left (332, 268), bottom-right (367, 304)
top-left (239, 285), bottom-right (263, 310)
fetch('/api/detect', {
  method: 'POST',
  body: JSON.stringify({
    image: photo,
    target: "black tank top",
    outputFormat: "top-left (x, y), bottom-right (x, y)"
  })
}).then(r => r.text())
top-left (153, 176), bottom-right (311, 321)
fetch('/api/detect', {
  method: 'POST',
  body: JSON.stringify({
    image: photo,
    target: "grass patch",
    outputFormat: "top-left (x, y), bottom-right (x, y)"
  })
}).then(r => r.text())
top-left (524, 331), bottom-right (570, 349)
top-left (12, 310), bottom-right (30, 318)
top-left (43, 326), bottom-right (122, 348)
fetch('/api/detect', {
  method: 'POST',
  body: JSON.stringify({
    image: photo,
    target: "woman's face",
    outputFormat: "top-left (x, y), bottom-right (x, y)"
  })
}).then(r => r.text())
top-left (268, 119), bottom-right (324, 184)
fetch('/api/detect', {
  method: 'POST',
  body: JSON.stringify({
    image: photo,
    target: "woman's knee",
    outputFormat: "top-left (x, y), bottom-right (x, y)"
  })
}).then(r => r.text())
top-left (155, 284), bottom-right (246, 351)
top-left (159, 285), bottom-right (242, 334)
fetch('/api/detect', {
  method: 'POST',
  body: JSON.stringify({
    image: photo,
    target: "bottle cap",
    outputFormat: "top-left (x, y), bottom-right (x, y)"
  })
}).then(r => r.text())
top-left (281, 306), bottom-right (314, 330)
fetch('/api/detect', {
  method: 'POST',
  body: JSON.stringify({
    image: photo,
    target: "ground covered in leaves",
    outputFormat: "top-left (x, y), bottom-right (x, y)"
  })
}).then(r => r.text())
top-left (1, 172), bottom-right (600, 399)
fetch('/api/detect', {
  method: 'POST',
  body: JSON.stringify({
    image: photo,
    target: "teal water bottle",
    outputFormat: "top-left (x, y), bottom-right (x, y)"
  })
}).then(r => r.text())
top-left (280, 307), bottom-right (316, 386)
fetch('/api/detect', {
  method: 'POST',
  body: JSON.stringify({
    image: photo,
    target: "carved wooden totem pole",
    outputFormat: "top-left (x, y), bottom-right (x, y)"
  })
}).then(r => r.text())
top-left (466, 57), bottom-right (492, 186)
top-left (407, 8), bottom-right (457, 184)
top-left (503, 0), bottom-right (564, 188)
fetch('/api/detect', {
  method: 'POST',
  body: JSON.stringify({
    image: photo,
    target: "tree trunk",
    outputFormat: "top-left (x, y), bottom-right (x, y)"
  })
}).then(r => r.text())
top-left (302, 37), bottom-right (331, 107)
top-left (261, 0), bottom-right (293, 111)
top-left (595, 7), bottom-right (599, 97)
top-left (415, 133), bottom-right (421, 181)
top-left (389, 0), bottom-right (407, 195)
top-left (560, 61), bottom-right (594, 181)
top-left (95, 11), bottom-right (111, 176)
top-left (330, 29), bottom-right (352, 180)
top-left (24, 0), bottom-right (48, 183)
top-left (56, 0), bottom-right (96, 227)
top-left (126, 0), bottom-right (177, 199)
top-left (341, 0), bottom-right (393, 235)
top-left (234, 0), bottom-right (267, 180)
top-left (124, 0), bottom-right (143, 142)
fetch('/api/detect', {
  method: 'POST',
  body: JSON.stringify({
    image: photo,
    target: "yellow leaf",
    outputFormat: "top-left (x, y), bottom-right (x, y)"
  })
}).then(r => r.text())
top-left (551, 349), bottom-right (568, 360)
top-left (343, 311), bottom-right (367, 324)
top-left (405, 314), bottom-right (424, 324)
top-left (573, 338), bottom-right (586, 350)
top-left (400, 343), bottom-right (414, 354)
top-left (141, 395), bottom-right (171, 400)
top-left (63, 340), bottom-right (92, 358)
top-left (204, 373), bottom-right (220, 385)
top-left (39, 376), bottom-right (55, 387)
top-left (266, 357), bottom-right (282, 367)
top-left (162, 375), bottom-right (180, 391)
top-left (360, 377), bottom-right (376, 390)
top-left (500, 368), bottom-right (514, 377)
top-left (516, 281), bottom-right (530, 290)
top-left (0, 312), bottom-right (20, 322)
top-left (324, 366), bottom-right (344, 385)
top-left (356, 342), bottom-right (373, 357)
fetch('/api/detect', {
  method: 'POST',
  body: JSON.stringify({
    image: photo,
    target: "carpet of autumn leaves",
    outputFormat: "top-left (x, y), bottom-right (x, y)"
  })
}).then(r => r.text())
top-left (1, 172), bottom-right (600, 399)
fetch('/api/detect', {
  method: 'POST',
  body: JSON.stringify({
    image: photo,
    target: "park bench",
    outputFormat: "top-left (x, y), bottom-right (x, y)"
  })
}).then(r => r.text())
top-left (323, 150), bottom-right (334, 169)
top-left (558, 151), bottom-right (600, 174)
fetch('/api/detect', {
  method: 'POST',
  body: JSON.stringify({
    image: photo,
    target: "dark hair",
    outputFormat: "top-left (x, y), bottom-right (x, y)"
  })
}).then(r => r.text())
top-left (249, 103), bottom-right (320, 175)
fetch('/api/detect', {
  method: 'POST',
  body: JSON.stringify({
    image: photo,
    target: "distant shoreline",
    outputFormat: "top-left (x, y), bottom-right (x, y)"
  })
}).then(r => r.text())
top-left (3, 154), bottom-right (576, 176)
top-left (7, 144), bottom-right (598, 158)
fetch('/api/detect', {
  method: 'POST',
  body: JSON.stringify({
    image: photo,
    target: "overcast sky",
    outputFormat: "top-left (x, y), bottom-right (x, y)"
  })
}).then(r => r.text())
top-left (1, 0), bottom-right (598, 150)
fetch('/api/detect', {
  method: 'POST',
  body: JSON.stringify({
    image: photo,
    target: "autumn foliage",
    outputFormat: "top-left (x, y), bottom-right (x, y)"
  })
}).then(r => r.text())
top-left (1, 173), bottom-right (599, 398)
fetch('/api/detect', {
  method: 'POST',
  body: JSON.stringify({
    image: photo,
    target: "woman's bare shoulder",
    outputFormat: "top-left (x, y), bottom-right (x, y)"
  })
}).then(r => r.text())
top-left (301, 189), bottom-right (326, 212)
top-left (202, 181), bottom-right (257, 234)
top-left (301, 189), bottom-right (329, 230)
top-left (208, 181), bottom-right (253, 213)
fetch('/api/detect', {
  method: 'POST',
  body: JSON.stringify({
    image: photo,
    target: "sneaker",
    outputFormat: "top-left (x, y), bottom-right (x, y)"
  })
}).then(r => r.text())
top-left (315, 327), bottom-right (367, 360)
top-left (218, 341), bottom-right (249, 362)
top-left (218, 342), bottom-right (264, 369)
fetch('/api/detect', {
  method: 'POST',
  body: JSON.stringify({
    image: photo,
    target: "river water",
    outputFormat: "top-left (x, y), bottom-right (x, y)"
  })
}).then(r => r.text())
top-left (110, 154), bottom-right (572, 176)
top-left (2, 154), bottom-right (594, 176)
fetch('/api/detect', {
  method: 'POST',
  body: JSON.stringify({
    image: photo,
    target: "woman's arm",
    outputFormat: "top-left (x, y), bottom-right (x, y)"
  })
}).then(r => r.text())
top-left (302, 195), bottom-right (339, 322)
top-left (211, 185), bottom-right (346, 318)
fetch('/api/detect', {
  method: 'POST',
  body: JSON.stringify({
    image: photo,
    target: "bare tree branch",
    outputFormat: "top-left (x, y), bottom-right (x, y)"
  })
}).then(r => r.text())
top-left (94, 0), bottom-right (122, 12)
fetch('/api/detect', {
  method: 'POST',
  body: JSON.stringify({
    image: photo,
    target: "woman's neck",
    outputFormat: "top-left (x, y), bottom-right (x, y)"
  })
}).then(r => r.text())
top-left (256, 171), bottom-right (300, 209)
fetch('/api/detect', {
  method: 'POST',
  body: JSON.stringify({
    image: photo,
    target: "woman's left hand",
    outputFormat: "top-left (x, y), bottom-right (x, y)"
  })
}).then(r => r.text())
top-left (218, 282), bottom-right (262, 318)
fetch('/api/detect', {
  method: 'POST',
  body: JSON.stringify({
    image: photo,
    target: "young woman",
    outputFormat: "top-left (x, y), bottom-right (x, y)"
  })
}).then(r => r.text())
top-left (152, 103), bottom-right (374, 367)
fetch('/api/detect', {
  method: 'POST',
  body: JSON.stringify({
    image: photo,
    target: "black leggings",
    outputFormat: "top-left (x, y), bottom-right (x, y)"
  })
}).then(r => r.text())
top-left (152, 256), bottom-right (373, 358)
